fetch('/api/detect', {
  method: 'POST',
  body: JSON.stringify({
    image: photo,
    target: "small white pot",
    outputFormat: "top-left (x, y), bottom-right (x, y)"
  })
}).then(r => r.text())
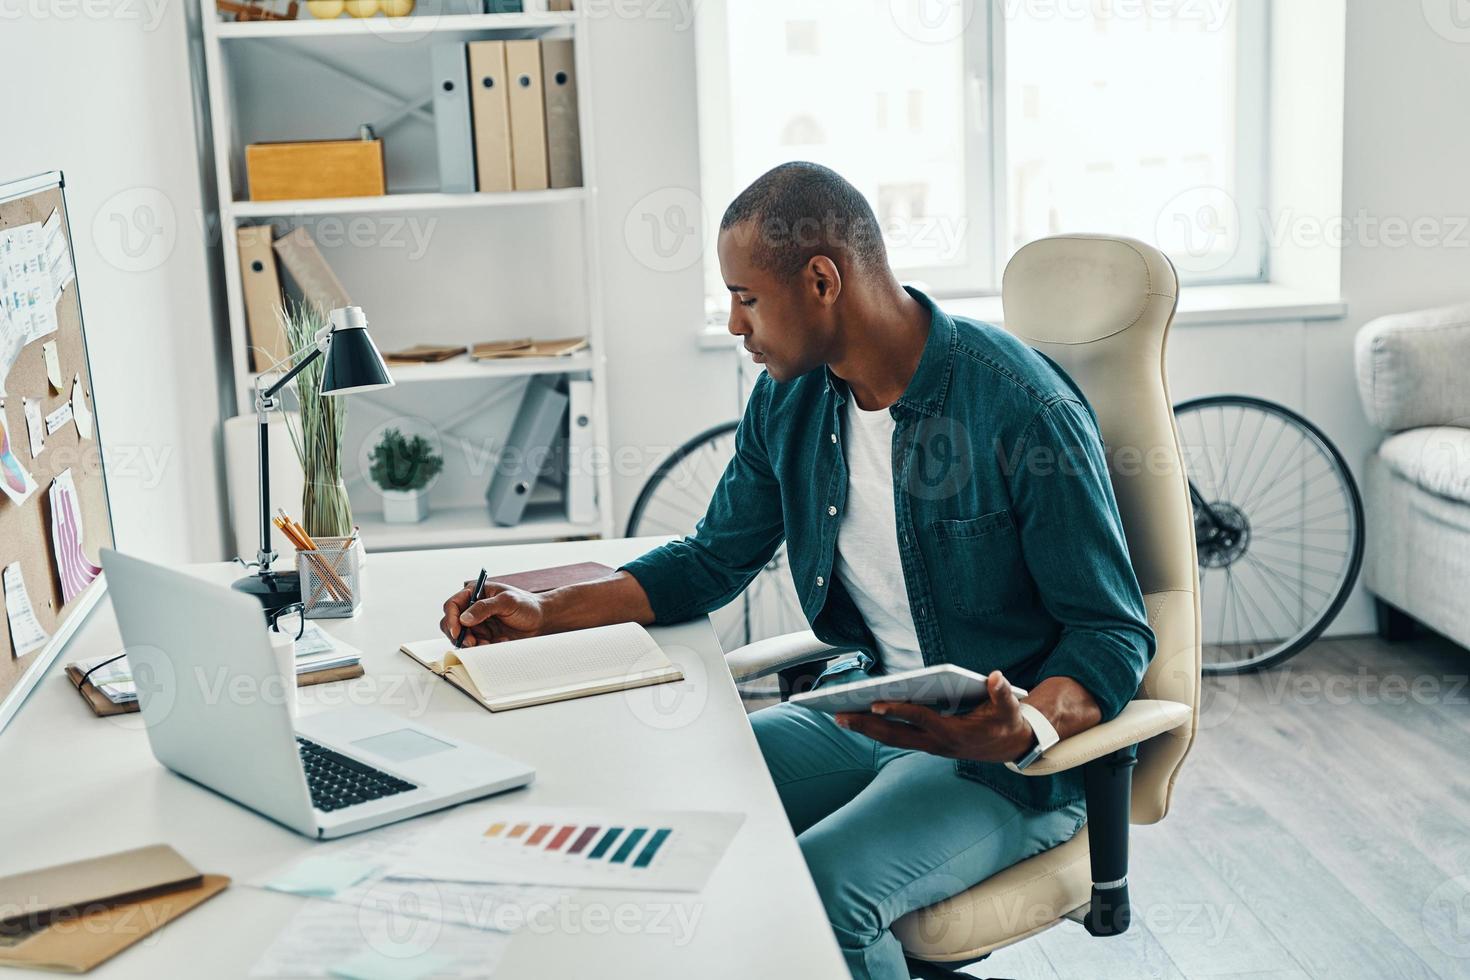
top-left (381, 487), bottom-right (429, 524)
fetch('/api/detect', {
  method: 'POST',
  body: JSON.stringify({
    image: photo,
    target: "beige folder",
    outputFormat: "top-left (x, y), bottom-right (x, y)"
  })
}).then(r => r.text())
top-left (272, 226), bottom-right (351, 317)
top-left (469, 40), bottom-right (514, 193)
top-left (540, 38), bottom-right (583, 189)
top-left (0, 845), bottom-right (229, 973)
top-left (236, 226), bottom-right (289, 371)
top-left (506, 39), bottom-right (549, 191)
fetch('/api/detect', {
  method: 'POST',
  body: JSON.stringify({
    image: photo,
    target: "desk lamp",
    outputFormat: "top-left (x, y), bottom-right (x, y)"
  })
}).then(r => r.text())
top-left (233, 305), bottom-right (394, 611)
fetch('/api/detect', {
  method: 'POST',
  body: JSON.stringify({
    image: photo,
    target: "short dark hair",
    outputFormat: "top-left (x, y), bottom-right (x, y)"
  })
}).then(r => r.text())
top-left (719, 162), bottom-right (887, 277)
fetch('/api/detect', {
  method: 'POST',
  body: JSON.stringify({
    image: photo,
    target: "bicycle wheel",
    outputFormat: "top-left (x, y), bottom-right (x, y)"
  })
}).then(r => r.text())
top-left (1173, 395), bottom-right (1364, 674)
top-left (625, 423), bottom-right (808, 658)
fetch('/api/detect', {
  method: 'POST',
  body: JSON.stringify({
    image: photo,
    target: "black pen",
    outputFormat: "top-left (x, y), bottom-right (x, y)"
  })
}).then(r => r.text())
top-left (456, 568), bottom-right (489, 649)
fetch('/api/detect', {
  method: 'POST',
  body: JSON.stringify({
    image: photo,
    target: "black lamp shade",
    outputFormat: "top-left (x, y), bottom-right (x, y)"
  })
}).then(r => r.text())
top-left (321, 326), bottom-right (394, 396)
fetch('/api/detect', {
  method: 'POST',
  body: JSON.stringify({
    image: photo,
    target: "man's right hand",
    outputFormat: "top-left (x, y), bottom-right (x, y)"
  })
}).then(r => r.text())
top-left (439, 583), bottom-right (549, 647)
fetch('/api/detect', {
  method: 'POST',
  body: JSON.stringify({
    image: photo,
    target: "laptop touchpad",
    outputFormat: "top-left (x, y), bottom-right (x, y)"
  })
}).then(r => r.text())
top-left (353, 728), bottom-right (455, 762)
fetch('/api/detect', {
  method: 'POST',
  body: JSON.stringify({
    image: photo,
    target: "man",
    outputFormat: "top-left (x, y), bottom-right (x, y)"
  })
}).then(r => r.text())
top-left (439, 162), bottom-right (1154, 980)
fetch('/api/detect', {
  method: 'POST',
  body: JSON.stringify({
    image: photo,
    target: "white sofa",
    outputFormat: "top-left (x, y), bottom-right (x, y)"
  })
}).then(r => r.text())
top-left (1355, 302), bottom-right (1470, 643)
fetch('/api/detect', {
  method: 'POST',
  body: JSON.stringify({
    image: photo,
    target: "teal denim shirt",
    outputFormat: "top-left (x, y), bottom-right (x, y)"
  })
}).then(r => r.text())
top-left (622, 288), bottom-right (1155, 812)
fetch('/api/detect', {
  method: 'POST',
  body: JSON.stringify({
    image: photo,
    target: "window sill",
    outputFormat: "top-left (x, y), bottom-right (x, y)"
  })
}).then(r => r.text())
top-left (698, 283), bottom-right (1347, 349)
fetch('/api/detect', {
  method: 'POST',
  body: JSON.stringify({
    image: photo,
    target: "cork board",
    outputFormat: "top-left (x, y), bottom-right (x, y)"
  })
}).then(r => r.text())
top-left (0, 174), bottom-right (113, 731)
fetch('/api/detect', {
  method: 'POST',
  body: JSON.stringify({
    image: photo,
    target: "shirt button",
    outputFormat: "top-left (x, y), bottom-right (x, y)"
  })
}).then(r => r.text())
top-left (830, 433), bottom-right (837, 443)
top-left (827, 506), bottom-right (837, 517)
top-left (816, 576), bottom-right (825, 587)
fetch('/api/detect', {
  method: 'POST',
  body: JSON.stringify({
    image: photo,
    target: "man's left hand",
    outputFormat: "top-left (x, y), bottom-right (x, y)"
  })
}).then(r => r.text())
top-left (834, 670), bottom-right (1036, 763)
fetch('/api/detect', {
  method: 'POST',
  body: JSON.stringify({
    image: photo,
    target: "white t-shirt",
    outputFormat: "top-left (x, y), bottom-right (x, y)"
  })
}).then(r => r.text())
top-left (833, 397), bottom-right (925, 675)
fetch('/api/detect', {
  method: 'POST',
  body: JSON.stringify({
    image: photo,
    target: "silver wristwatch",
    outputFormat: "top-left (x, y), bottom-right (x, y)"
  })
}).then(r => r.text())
top-left (1005, 702), bottom-right (1060, 774)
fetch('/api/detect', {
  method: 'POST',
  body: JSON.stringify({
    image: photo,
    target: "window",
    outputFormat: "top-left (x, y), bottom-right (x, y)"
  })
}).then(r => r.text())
top-left (696, 0), bottom-right (1268, 307)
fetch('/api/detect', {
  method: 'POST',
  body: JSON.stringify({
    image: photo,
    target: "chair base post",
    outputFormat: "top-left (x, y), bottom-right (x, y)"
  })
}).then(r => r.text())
top-left (776, 662), bottom-right (826, 701)
top-left (1082, 747), bottom-right (1137, 938)
top-left (1084, 881), bottom-right (1131, 937)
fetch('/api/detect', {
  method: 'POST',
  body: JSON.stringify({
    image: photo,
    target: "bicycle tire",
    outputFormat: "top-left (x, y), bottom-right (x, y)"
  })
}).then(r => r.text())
top-left (1174, 394), bottom-right (1365, 674)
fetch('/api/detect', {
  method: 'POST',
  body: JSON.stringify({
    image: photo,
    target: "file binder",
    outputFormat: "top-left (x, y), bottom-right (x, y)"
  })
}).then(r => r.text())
top-left (487, 377), bottom-right (567, 526)
top-left (272, 227), bottom-right (351, 316)
top-left (505, 39), bottom-right (549, 191)
top-left (468, 40), bottom-right (514, 193)
top-left (432, 42), bottom-right (477, 193)
top-left (236, 225), bottom-right (289, 371)
top-left (565, 378), bottom-right (596, 523)
top-left (541, 38), bottom-right (583, 189)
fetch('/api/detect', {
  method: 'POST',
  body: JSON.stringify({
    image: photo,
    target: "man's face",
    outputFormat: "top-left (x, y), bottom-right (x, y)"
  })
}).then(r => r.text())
top-left (718, 225), bottom-right (834, 383)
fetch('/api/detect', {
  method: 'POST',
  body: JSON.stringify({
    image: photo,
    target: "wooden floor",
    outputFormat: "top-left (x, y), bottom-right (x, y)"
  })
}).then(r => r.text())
top-left (750, 630), bottom-right (1470, 979)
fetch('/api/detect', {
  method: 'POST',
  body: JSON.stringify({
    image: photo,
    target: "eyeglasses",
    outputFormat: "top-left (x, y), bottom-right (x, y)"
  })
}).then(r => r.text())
top-left (268, 602), bottom-right (306, 641)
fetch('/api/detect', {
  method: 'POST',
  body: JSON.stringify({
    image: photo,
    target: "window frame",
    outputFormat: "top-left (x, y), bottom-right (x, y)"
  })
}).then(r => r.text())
top-left (694, 0), bottom-right (1272, 314)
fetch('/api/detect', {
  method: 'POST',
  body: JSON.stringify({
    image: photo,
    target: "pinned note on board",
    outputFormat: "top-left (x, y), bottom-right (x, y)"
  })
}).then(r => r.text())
top-left (0, 412), bottom-right (38, 506)
top-left (71, 374), bottom-right (92, 439)
top-left (42, 340), bottom-right (61, 391)
top-left (49, 468), bottom-right (102, 604)
top-left (3, 561), bottom-right (50, 658)
top-left (22, 398), bottom-right (44, 458)
top-left (44, 400), bottom-right (72, 436)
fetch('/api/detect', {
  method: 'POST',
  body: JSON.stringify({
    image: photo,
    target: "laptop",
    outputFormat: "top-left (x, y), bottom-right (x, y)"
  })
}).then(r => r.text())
top-left (101, 549), bottom-right (535, 839)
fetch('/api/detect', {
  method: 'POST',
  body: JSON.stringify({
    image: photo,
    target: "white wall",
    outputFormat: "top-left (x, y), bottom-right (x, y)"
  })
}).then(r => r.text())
top-left (583, 7), bottom-right (737, 528)
top-left (1308, 0), bottom-right (1470, 634)
top-left (0, 1), bottom-right (231, 562)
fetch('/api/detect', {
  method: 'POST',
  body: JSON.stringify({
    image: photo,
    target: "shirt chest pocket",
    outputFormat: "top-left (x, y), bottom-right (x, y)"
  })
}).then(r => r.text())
top-left (927, 511), bottom-right (1033, 618)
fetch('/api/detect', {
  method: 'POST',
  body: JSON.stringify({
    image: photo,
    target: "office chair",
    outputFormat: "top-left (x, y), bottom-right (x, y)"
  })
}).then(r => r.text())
top-left (724, 234), bottom-right (1201, 974)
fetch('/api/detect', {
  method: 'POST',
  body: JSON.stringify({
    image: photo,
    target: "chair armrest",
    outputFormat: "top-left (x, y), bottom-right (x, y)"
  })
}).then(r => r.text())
top-left (724, 630), bottom-right (847, 683)
top-left (1019, 699), bottom-right (1191, 777)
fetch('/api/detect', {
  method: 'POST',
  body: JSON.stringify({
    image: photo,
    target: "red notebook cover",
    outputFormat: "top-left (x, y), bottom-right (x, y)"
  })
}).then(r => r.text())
top-left (487, 561), bottom-right (615, 593)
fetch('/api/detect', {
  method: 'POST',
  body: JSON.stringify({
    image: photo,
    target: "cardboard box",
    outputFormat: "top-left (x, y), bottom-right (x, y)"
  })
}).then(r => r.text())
top-left (245, 139), bottom-right (387, 201)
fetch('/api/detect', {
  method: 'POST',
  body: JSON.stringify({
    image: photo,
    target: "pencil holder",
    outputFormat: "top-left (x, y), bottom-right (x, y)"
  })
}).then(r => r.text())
top-left (297, 536), bottom-right (363, 619)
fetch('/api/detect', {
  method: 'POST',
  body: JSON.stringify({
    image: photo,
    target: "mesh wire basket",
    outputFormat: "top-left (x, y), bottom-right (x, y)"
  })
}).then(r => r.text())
top-left (297, 536), bottom-right (362, 618)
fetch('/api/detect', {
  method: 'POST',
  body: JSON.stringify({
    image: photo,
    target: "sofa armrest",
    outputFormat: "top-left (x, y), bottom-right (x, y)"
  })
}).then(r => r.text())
top-left (1356, 302), bottom-right (1470, 431)
top-left (724, 630), bottom-right (849, 683)
top-left (1019, 699), bottom-right (1191, 777)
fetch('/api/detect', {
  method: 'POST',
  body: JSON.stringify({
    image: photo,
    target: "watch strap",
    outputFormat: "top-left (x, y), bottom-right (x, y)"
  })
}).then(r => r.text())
top-left (1005, 702), bottom-right (1060, 774)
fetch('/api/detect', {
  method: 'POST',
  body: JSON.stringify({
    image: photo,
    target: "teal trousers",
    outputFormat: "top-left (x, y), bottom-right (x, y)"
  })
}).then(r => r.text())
top-left (751, 702), bottom-right (1086, 980)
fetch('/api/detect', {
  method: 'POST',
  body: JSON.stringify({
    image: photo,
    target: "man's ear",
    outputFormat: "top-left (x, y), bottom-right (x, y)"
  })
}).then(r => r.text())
top-left (808, 255), bottom-right (842, 305)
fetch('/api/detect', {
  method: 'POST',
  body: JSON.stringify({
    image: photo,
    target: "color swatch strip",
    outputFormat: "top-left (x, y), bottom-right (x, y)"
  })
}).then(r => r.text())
top-left (481, 820), bottom-right (674, 868)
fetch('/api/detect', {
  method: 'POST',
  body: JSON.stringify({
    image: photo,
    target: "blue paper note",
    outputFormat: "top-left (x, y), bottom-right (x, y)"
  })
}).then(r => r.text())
top-left (330, 949), bottom-right (452, 980)
top-left (266, 855), bottom-right (377, 898)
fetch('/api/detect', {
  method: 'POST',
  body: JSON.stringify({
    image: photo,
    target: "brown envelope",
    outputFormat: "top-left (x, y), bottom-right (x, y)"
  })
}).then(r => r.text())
top-left (0, 875), bottom-right (228, 973)
top-left (0, 845), bottom-right (228, 973)
top-left (0, 845), bottom-right (200, 932)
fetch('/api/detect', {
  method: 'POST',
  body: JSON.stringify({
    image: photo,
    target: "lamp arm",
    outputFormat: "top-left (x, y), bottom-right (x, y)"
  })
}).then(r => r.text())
top-left (261, 345), bottom-right (324, 400)
top-left (250, 338), bottom-right (325, 569)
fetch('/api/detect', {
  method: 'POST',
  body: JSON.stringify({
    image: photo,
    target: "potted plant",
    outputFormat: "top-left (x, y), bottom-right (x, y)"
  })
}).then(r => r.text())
top-left (281, 302), bottom-right (354, 538)
top-left (369, 428), bottom-right (443, 524)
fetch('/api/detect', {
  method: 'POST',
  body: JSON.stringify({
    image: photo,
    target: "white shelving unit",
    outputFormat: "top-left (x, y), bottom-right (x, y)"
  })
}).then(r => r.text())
top-left (199, 0), bottom-right (615, 551)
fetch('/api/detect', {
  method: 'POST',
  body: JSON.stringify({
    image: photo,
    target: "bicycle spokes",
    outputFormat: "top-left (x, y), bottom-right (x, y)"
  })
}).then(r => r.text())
top-left (1177, 396), bottom-right (1364, 674)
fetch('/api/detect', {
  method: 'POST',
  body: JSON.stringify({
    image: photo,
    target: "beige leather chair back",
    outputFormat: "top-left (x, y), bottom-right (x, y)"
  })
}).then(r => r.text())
top-left (1002, 234), bottom-right (1200, 823)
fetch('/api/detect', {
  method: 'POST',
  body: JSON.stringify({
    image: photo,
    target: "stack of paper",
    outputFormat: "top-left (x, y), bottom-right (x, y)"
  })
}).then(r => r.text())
top-left (391, 806), bottom-right (744, 893)
top-left (249, 823), bottom-right (569, 978)
top-left (247, 807), bottom-right (742, 977)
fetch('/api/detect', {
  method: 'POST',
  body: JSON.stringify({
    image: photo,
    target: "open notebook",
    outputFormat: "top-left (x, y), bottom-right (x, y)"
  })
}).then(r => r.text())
top-left (400, 622), bottom-right (683, 712)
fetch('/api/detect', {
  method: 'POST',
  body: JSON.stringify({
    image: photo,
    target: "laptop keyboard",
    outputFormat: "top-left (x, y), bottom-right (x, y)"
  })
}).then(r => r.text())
top-left (297, 737), bottom-right (417, 812)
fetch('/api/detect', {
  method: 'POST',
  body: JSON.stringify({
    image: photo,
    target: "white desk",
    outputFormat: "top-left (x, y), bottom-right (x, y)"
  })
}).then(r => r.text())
top-left (0, 538), bottom-right (847, 979)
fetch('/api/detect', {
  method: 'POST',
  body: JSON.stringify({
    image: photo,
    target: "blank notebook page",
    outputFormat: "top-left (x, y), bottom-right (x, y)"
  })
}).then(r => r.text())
top-left (455, 622), bottom-right (669, 698)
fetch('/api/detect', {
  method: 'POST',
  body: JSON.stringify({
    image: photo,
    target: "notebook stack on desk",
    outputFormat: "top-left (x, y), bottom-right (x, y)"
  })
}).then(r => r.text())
top-left (65, 625), bottom-right (364, 718)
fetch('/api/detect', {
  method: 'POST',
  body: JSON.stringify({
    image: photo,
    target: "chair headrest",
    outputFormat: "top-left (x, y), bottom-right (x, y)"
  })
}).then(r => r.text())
top-left (1002, 234), bottom-right (1179, 346)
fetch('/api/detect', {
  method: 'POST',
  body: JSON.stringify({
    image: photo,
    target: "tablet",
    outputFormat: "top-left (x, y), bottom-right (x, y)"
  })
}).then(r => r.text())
top-left (788, 664), bottom-right (1027, 717)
